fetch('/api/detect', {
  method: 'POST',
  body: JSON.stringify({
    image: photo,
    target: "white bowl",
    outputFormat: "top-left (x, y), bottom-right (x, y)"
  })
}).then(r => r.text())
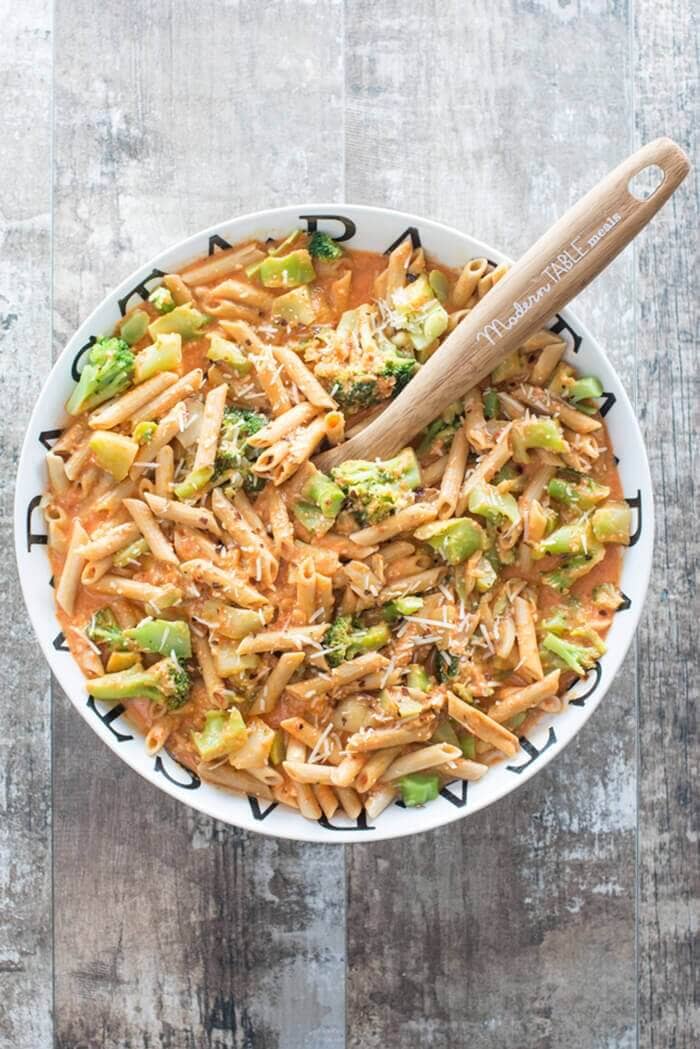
top-left (14, 204), bottom-right (653, 843)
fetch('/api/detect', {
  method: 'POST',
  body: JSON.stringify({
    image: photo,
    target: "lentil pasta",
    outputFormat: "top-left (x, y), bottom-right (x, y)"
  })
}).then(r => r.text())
top-left (44, 227), bottom-right (632, 821)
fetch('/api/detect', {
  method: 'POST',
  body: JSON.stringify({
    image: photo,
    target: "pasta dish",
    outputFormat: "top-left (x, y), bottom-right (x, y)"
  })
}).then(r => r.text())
top-left (43, 228), bottom-right (631, 822)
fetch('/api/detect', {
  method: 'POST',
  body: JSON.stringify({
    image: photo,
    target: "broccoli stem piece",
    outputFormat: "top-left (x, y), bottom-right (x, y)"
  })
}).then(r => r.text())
top-left (148, 303), bottom-right (208, 341)
top-left (124, 619), bottom-right (192, 660)
top-left (112, 537), bottom-right (149, 569)
top-left (398, 772), bottom-right (440, 806)
top-left (87, 608), bottom-right (130, 650)
top-left (259, 249), bottom-right (316, 288)
top-left (535, 519), bottom-right (592, 557)
top-left (133, 332), bottom-right (182, 384)
top-left (592, 502), bottom-right (632, 544)
top-left (66, 337), bottom-right (135, 416)
top-left (300, 470), bottom-right (346, 519)
top-left (543, 544), bottom-right (605, 592)
top-left (120, 309), bottom-right (149, 346)
top-left (467, 482), bottom-right (521, 527)
top-left (407, 663), bottom-right (431, 692)
top-left (270, 286), bottom-right (316, 325)
top-left (173, 465), bottom-right (214, 502)
top-left (414, 518), bottom-right (486, 565)
top-left (207, 334), bottom-right (252, 375)
top-left (383, 595), bottom-right (424, 623)
top-left (547, 474), bottom-right (610, 509)
top-left (568, 375), bottom-right (603, 403)
top-left (323, 616), bottom-right (391, 668)
top-left (192, 708), bottom-right (247, 762)
top-left (132, 421), bottom-right (157, 445)
top-left (512, 417), bottom-right (568, 462)
top-left (89, 657), bottom-right (191, 710)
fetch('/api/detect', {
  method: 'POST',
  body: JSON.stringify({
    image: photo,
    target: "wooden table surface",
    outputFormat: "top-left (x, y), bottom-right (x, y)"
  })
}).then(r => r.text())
top-left (2, 2), bottom-right (696, 1047)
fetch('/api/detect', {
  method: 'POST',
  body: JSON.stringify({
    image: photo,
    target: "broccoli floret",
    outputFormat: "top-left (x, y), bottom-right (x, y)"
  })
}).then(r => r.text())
top-left (332, 373), bottom-right (381, 411)
top-left (213, 406), bottom-right (268, 489)
top-left (312, 305), bottom-right (418, 411)
top-left (89, 656), bottom-right (191, 710)
top-left (417, 404), bottom-right (462, 455)
top-left (66, 337), bottom-right (135, 415)
top-left (542, 633), bottom-right (599, 676)
top-left (331, 448), bottom-right (421, 526)
top-left (86, 608), bottom-right (129, 651)
top-left (323, 615), bottom-right (391, 668)
top-left (308, 231), bottom-right (343, 260)
top-left (382, 350), bottom-right (418, 396)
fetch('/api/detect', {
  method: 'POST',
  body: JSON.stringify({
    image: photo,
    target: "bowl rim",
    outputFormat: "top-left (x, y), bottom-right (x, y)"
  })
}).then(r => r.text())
top-left (14, 201), bottom-right (654, 843)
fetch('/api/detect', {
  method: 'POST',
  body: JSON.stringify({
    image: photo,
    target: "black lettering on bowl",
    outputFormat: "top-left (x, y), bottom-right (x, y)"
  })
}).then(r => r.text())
top-left (506, 726), bottom-right (557, 773)
top-left (548, 315), bottom-right (582, 354)
top-left (567, 662), bottom-right (602, 708)
top-left (154, 754), bottom-right (201, 790)
top-left (626, 490), bottom-right (642, 546)
top-left (384, 226), bottom-right (421, 254)
top-left (117, 268), bottom-right (166, 316)
top-left (208, 233), bottom-right (233, 255)
top-left (439, 780), bottom-right (469, 808)
top-left (38, 428), bottom-right (64, 450)
top-left (317, 810), bottom-right (373, 832)
top-left (248, 797), bottom-right (279, 821)
top-left (26, 495), bottom-right (48, 550)
top-left (86, 696), bottom-right (134, 743)
top-left (71, 336), bottom-right (97, 380)
top-left (52, 631), bottom-right (69, 652)
top-left (599, 392), bottom-right (616, 417)
top-left (299, 214), bottom-right (357, 241)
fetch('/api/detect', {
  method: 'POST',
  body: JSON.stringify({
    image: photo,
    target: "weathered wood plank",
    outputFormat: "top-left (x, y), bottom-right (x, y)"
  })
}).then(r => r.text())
top-left (344, 3), bottom-right (638, 1046)
top-left (0, 3), bottom-right (54, 1047)
top-left (52, 3), bottom-right (346, 1048)
top-left (634, 1), bottom-right (699, 1046)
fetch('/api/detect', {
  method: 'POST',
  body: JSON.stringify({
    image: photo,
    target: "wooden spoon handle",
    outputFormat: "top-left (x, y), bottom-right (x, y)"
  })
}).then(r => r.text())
top-left (316, 137), bottom-right (689, 471)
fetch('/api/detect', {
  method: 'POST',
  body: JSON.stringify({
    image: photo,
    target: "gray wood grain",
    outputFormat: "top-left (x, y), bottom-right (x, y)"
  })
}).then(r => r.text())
top-left (634, 1), bottom-right (699, 1046)
top-left (345, 2), bottom-right (639, 1046)
top-left (51, 3), bottom-right (346, 1048)
top-left (0, 3), bottom-right (54, 1048)
top-left (1, 2), bottom-right (696, 1047)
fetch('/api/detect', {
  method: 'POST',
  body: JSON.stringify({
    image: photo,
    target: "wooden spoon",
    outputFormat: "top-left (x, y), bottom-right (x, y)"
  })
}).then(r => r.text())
top-left (315, 137), bottom-right (689, 471)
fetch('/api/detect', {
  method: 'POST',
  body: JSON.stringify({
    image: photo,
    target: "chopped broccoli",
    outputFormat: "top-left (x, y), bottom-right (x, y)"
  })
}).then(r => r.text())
top-left (548, 472), bottom-right (610, 509)
top-left (312, 305), bottom-right (418, 410)
top-left (414, 518), bottom-right (486, 565)
top-left (148, 285), bottom-right (176, 314)
top-left (542, 633), bottom-right (599, 676)
top-left (213, 406), bottom-right (268, 490)
top-left (308, 231), bottom-right (343, 260)
top-left (417, 403), bottom-right (463, 455)
top-left (382, 595), bottom-right (424, 623)
top-left (331, 448), bottom-right (421, 526)
top-left (323, 616), bottom-right (391, 668)
top-left (543, 544), bottom-right (605, 592)
top-left (86, 608), bottom-right (129, 651)
top-left (398, 771), bottom-right (440, 806)
top-left (89, 657), bottom-right (191, 710)
top-left (66, 337), bottom-right (135, 415)
top-left (87, 609), bottom-right (192, 660)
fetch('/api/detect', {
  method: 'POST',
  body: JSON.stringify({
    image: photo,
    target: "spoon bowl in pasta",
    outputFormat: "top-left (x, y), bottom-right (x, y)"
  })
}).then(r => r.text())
top-left (14, 204), bottom-right (653, 842)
